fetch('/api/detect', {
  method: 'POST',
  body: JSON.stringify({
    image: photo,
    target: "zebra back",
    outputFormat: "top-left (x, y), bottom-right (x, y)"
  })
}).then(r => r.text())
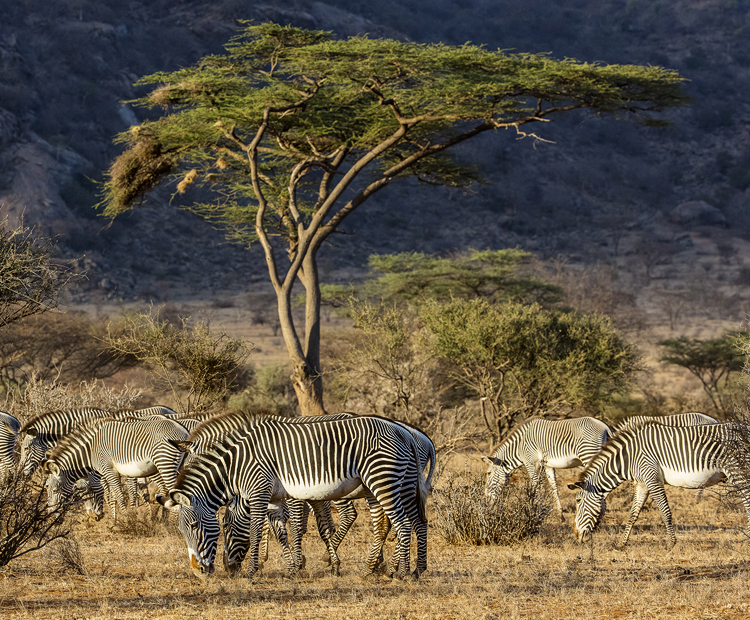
top-left (575, 422), bottom-right (732, 490)
top-left (614, 412), bottom-right (719, 435)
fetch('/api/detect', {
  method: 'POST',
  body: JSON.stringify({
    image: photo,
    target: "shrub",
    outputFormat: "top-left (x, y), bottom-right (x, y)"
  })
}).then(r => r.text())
top-left (46, 537), bottom-right (87, 576)
top-left (0, 471), bottom-right (84, 566)
top-left (432, 472), bottom-right (553, 546)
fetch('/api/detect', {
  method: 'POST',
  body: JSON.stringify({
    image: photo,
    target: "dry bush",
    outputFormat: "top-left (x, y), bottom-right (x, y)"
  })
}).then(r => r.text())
top-left (46, 537), bottom-right (87, 576)
top-left (114, 507), bottom-right (162, 538)
top-left (432, 471), bottom-right (553, 546)
top-left (0, 471), bottom-right (84, 566)
top-left (1, 374), bottom-right (142, 424)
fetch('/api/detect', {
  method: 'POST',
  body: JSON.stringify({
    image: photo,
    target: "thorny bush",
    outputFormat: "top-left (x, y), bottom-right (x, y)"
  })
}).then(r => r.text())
top-left (432, 471), bottom-right (553, 546)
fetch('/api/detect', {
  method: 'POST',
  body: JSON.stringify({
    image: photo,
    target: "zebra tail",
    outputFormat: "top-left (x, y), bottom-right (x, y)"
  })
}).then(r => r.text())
top-left (413, 439), bottom-right (429, 524)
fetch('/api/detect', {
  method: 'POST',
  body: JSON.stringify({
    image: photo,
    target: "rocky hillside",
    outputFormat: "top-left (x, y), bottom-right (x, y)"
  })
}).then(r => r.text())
top-left (0, 0), bottom-right (748, 320)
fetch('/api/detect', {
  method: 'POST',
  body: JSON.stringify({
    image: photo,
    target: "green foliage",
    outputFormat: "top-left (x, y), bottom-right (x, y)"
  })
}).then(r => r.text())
top-left (420, 298), bottom-right (639, 442)
top-left (659, 332), bottom-right (747, 416)
top-left (97, 21), bottom-right (685, 413)
top-left (226, 363), bottom-right (298, 417)
top-left (363, 249), bottom-right (562, 306)
top-left (106, 309), bottom-right (252, 413)
top-left (100, 22), bottom-right (687, 247)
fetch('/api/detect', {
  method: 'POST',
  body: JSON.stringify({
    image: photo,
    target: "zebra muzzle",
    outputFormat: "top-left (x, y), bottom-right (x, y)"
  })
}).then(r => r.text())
top-left (190, 554), bottom-right (214, 575)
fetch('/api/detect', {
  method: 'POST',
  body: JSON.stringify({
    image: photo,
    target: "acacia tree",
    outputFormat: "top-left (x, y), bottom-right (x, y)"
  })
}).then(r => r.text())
top-left (99, 23), bottom-right (686, 414)
top-left (659, 333), bottom-right (747, 417)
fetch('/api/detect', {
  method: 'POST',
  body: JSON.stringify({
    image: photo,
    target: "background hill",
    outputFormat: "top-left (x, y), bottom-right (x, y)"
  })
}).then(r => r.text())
top-left (0, 0), bottom-right (748, 334)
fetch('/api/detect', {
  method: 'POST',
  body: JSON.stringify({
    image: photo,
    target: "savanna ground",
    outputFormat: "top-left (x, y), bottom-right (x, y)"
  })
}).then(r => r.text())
top-left (3, 470), bottom-right (750, 620)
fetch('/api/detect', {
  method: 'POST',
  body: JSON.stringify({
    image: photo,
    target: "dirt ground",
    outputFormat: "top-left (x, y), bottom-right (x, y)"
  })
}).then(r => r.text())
top-left (2, 476), bottom-right (750, 620)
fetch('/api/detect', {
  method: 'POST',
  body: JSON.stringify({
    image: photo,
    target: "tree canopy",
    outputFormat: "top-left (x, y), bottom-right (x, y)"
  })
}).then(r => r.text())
top-left (659, 333), bottom-right (747, 416)
top-left (420, 298), bottom-right (639, 443)
top-left (99, 22), bottom-right (686, 414)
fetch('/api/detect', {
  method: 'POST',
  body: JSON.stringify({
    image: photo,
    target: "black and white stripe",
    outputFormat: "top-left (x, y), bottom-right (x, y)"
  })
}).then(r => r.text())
top-left (482, 416), bottom-right (612, 514)
top-left (568, 422), bottom-right (750, 550)
top-left (0, 412), bottom-right (21, 480)
top-left (44, 415), bottom-right (189, 521)
top-left (162, 415), bottom-right (428, 579)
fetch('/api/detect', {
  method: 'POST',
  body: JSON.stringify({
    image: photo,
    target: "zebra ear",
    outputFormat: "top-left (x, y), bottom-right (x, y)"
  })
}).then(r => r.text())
top-left (481, 456), bottom-right (501, 467)
top-left (170, 490), bottom-right (193, 507)
top-left (26, 428), bottom-right (38, 437)
top-left (568, 481), bottom-right (584, 490)
top-left (45, 461), bottom-right (60, 476)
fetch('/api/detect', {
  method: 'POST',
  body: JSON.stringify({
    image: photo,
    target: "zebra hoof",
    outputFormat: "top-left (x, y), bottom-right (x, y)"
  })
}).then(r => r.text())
top-left (330, 564), bottom-right (341, 577)
top-left (298, 555), bottom-right (306, 570)
top-left (320, 551), bottom-right (332, 565)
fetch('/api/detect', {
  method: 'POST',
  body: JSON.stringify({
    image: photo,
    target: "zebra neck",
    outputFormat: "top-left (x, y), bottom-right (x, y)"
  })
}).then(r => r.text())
top-left (492, 432), bottom-right (525, 469)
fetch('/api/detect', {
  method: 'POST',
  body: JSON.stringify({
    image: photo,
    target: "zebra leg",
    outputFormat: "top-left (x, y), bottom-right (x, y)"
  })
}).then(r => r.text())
top-left (326, 500), bottom-right (357, 562)
top-left (616, 481), bottom-right (649, 550)
top-left (100, 469), bottom-right (128, 523)
top-left (311, 501), bottom-right (338, 566)
top-left (308, 500), bottom-right (340, 576)
top-left (544, 466), bottom-right (564, 518)
top-left (245, 496), bottom-right (273, 581)
top-left (287, 498), bottom-right (309, 570)
top-left (645, 481), bottom-right (677, 551)
top-left (266, 502), bottom-right (298, 579)
top-left (125, 477), bottom-right (139, 508)
top-left (258, 516), bottom-right (271, 565)
top-left (362, 496), bottom-right (391, 577)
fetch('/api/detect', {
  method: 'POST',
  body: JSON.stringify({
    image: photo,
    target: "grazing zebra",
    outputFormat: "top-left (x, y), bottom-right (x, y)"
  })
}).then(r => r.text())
top-left (481, 416), bottom-right (612, 515)
top-left (184, 410), bottom-right (434, 577)
top-left (19, 405), bottom-right (179, 475)
top-left (44, 415), bottom-right (190, 521)
top-left (568, 422), bottom-right (750, 550)
top-left (613, 412), bottom-right (718, 435)
top-left (0, 412), bottom-right (21, 480)
top-left (160, 415), bottom-right (428, 580)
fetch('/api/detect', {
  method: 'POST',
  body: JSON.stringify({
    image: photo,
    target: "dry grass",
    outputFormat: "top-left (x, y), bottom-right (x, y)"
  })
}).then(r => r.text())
top-left (1, 476), bottom-right (750, 619)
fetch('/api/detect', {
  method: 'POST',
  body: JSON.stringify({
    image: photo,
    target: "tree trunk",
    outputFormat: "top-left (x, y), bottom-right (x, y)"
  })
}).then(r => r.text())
top-left (291, 361), bottom-right (326, 416)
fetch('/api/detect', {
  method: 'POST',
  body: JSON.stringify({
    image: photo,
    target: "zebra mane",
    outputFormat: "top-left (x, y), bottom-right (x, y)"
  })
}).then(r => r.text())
top-left (19, 407), bottom-right (109, 434)
top-left (574, 421), bottom-right (669, 482)
top-left (46, 417), bottom-right (110, 461)
top-left (187, 409), bottom-right (277, 443)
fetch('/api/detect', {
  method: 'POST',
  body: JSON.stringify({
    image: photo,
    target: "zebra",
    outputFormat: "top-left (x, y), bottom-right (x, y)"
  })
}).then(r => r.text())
top-left (19, 405), bottom-right (179, 476)
top-left (159, 415), bottom-right (428, 580)
top-left (567, 422), bottom-right (750, 550)
top-left (613, 412), bottom-right (718, 435)
top-left (0, 412), bottom-right (21, 481)
top-left (44, 415), bottom-right (190, 521)
top-left (481, 416), bottom-right (612, 516)
top-left (182, 410), bottom-right (435, 577)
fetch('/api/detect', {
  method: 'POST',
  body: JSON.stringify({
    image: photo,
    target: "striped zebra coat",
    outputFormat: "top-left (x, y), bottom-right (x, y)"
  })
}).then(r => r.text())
top-left (161, 415), bottom-right (428, 579)
top-left (568, 422), bottom-right (750, 550)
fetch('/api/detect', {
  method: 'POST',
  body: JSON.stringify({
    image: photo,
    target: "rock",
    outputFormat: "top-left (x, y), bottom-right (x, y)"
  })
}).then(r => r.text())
top-left (667, 200), bottom-right (728, 227)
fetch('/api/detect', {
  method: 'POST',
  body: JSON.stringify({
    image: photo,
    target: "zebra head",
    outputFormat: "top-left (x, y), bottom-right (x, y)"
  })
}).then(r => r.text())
top-left (19, 430), bottom-right (47, 475)
top-left (567, 480), bottom-right (607, 542)
top-left (481, 456), bottom-right (511, 501)
top-left (158, 491), bottom-right (220, 576)
top-left (43, 460), bottom-right (76, 513)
